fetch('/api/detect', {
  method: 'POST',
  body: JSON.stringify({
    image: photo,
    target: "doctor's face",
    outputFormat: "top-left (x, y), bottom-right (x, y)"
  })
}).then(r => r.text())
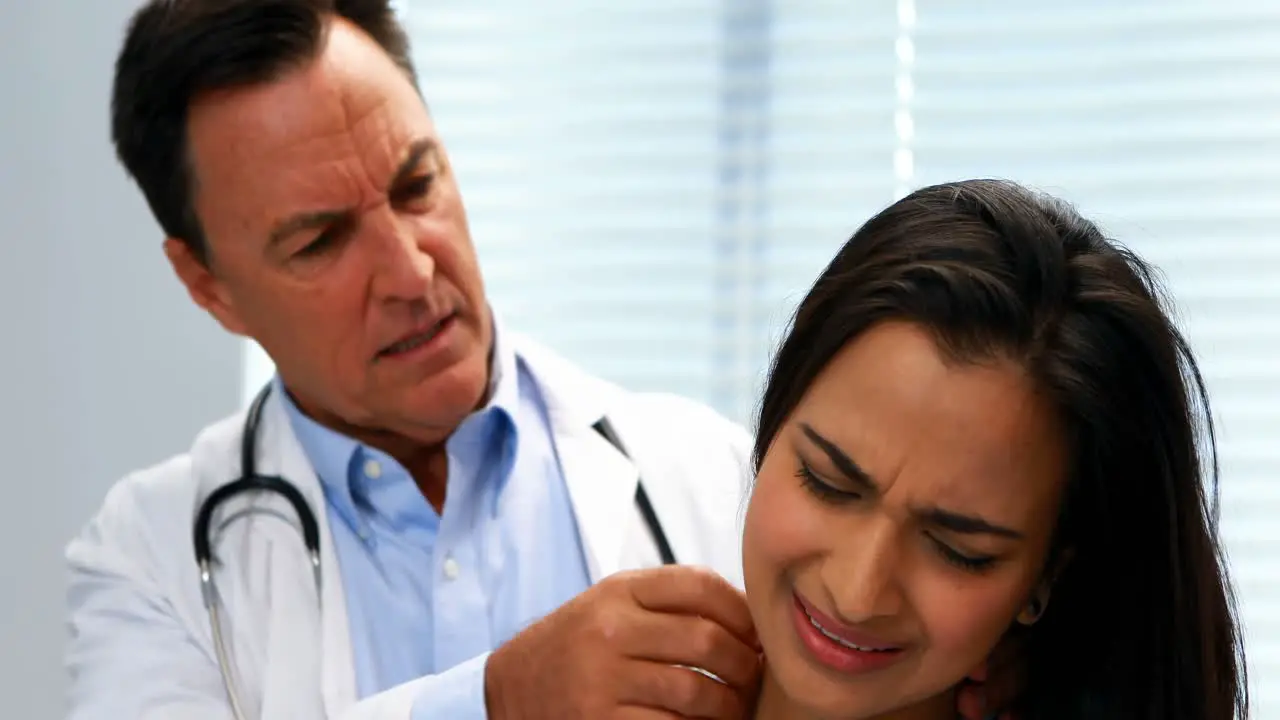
top-left (742, 321), bottom-right (1068, 719)
top-left (168, 19), bottom-right (491, 445)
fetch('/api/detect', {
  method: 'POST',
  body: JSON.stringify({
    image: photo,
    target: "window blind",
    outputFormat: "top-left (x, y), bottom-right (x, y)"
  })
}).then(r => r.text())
top-left (242, 0), bottom-right (1280, 708)
top-left (404, 2), bottom-right (727, 408)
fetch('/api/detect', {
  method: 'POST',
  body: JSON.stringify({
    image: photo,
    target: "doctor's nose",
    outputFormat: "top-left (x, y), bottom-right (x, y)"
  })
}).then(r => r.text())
top-left (367, 211), bottom-right (435, 299)
top-left (820, 516), bottom-right (905, 623)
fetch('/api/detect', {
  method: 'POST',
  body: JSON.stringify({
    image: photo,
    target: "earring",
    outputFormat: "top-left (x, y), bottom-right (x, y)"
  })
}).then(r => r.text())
top-left (1017, 596), bottom-right (1044, 626)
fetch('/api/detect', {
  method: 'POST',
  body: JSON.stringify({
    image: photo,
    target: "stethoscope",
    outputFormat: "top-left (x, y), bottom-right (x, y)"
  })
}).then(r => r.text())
top-left (193, 383), bottom-right (677, 720)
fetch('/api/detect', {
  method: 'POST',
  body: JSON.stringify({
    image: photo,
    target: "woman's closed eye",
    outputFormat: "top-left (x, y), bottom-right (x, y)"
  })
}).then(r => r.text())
top-left (927, 535), bottom-right (997, 573)
top-left (796, 461), bottom-right (862, 502)
top-left (796, 459), bottom-right (1000, 572)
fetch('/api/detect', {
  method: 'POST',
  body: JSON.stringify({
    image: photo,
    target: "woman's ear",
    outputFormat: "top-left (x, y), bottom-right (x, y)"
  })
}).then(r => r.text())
top-left (1017, 548), bottom-right (1073, 626)
top-left (1015, 584), bottom-right (1050, 626)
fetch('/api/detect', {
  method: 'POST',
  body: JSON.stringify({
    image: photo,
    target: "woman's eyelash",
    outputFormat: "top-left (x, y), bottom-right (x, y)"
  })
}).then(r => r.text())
top-left (929, 536), bottom-right (997, 572)
top-left (795, 461), bottom-right (858, 501)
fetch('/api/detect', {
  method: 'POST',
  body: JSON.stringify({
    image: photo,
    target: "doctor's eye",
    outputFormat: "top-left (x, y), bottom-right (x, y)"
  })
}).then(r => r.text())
top-left (291, 216), bottom-right (355, 262)
top-left (393, 173), bottom-right (436, 210)
top-left (296, 230), bottom-right (337, 258)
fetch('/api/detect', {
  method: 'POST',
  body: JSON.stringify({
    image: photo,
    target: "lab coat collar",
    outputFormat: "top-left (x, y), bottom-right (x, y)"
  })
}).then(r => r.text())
top-left (508, 332), bottom-right (641, 583)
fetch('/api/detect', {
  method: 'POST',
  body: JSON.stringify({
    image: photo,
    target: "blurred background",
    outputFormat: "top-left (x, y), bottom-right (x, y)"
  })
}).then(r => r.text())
top-left (2, 0), bottom-right (1278, 716)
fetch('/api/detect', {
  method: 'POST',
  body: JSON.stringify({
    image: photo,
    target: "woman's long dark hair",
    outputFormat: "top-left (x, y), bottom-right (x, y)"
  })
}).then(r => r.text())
top-left (754, 179), bottom-right (1247, 719)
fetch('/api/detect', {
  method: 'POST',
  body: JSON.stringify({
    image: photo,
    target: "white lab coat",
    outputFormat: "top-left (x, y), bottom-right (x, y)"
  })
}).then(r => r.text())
top-left (65, 335), bottom-right (754, 720)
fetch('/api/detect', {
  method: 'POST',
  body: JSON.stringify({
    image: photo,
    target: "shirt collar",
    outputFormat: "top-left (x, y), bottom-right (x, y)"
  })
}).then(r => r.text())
top-left (486, 313), bottom-right (521, 422)
top-left (277, 312), bottom-right (522, 524)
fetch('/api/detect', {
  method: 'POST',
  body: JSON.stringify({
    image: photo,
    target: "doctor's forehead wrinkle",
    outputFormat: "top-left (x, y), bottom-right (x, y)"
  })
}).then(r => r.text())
top-left (345, 95), bottom-right (417, 188)
top-left (321, 22), bottom-right (433, 182)
top-left (262, 135), bottom-right (436, 247)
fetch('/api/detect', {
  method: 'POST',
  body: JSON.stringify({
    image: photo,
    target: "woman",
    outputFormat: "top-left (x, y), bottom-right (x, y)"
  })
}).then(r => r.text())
top-left (742, 179), bottom-right (1248, 719)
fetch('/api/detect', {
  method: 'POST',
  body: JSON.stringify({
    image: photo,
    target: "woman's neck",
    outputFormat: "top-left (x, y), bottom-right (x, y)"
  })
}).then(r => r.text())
top-left (752, 664), bottom-right (958, 720)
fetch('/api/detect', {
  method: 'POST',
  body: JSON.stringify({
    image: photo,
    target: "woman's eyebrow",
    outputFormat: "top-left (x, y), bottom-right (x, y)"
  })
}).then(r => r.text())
top-left (798, 423), bottom-right (877, 493)
top-left (920, 506), bottom-right (1023, 539)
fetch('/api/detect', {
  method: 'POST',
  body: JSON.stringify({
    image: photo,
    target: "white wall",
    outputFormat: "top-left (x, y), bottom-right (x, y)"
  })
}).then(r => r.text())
top-left (0, 1), bottom-right (243, 715)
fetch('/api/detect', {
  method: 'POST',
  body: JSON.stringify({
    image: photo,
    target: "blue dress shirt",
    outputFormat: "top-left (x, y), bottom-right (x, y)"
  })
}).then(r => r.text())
top-left (278, 324), bottom-right (592, 718)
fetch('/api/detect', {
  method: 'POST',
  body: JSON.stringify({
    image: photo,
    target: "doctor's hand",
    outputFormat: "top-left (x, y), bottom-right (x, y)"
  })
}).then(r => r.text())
top-left (484, 565), bottom-right (762, 719)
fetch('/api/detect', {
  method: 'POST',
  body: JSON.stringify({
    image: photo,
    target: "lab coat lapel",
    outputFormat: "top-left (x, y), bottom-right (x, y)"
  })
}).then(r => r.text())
top-left (258, 394), bottom-right (359, 718)
top-left (553, 421), bottom-right (640, 582)
top-left (515, 337), bottom-right (640, 582)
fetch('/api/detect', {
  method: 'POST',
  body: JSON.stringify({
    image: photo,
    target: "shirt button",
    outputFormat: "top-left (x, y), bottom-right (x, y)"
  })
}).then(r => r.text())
top-left (442, 557), bottom-right (460, 581)
top-left (363, 459), bottom-right (382, 479)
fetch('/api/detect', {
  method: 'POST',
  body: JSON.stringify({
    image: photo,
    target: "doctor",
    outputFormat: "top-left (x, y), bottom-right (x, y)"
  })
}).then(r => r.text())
top-left (66, 1), bottom-right (758, 718)
top-left (67, 1), bottom-right (1005, 718)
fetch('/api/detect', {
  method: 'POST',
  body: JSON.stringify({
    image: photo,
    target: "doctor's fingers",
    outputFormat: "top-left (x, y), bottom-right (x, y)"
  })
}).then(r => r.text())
top-left (616, 658), bottom-right (752, 720)
top-left (618, 611), bottom-right (762, 691)
top-left (623, 566), bottom-right (759, 649)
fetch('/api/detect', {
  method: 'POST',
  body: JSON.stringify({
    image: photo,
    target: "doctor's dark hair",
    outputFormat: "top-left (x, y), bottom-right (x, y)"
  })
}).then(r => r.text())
top-left (110, 0), bottom-right (417, 264)
top-left (753, 179), bottom-right (1247, 719)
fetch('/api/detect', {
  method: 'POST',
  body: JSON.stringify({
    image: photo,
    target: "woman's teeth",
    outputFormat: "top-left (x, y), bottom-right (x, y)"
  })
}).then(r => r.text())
top-left (806, 610), bottom-right (894, 653)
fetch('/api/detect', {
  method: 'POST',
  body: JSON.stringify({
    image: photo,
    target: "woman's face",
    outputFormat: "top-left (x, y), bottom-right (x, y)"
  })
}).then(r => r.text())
top-left (743, 321), bottom-right (1068, 719)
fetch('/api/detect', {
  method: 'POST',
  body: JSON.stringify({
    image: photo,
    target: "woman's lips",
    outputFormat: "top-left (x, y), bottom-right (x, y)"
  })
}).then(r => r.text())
top-left (794, 592), bottom-right (902, 650)
top-left (790, 592), bottom-right (907, 674)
